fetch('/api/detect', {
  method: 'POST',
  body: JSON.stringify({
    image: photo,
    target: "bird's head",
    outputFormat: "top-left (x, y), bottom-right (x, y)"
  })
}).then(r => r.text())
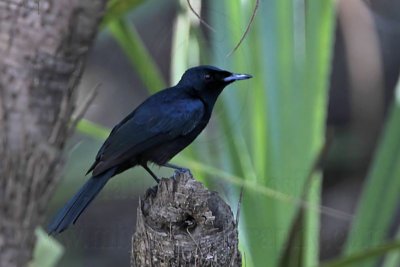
top-left (177, 65), bottom-right (252, 104)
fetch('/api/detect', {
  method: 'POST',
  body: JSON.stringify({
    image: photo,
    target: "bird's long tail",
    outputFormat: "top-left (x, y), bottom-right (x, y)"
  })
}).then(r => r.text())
top-left (47, 168), bottom-right (116, 235)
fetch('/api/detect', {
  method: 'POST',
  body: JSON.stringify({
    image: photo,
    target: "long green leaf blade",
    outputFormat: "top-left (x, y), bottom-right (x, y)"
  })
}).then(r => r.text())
top-left (303, 173), bottom-right (322, 267)
top-left (102, 0), bottom-right (145, 27)
top-left (323, 240), bottom-right (400, 267)
top-left (108, 18), bottom-right (166, 93)
top-left (76, 119), bottom-right (109, 140)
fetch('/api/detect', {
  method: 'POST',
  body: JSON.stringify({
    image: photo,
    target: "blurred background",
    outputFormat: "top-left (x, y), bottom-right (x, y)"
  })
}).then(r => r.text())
top-left (39, 0), bottom-right (400, 266)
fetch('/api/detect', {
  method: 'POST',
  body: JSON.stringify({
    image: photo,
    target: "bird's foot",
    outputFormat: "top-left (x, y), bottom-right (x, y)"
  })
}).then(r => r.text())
top-left (162, 163), bottom-right (191, 174)
top-left (169, 168), bottom-right (191, 181)
top-left (160, 163), bottom-right (192, 180)
top-left (176, 167), bottom-right (190, 174)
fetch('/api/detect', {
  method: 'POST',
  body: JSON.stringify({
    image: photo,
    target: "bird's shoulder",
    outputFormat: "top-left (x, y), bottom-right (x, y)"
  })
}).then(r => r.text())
top-left (106, 87), bottom-right (197, 132)
top-left (125, 87), bottom-right (204, 128)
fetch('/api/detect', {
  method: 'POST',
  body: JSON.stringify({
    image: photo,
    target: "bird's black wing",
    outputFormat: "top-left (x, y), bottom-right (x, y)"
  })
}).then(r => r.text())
top-left (89, 96), bottom-right (205, 176)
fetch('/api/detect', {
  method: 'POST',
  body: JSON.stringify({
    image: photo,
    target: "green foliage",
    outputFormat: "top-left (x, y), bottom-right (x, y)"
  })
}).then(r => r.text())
top-left (78, 0), bottom-right (335, 266)
top-left (56, 0), bottom-right (399, 266)
top-left (108, 18), bottom-right (166, 93)
top-left (29, 228), bottom-right (64, 267)
top-left (101, 0), bottom-right (145, 27)
top-left (383, 228), bottom-right (400, 267)
top-left (323, 240), bottom-right (400, 267)
top-left (207, 0), bottom-right (334, 266)
top-left (343, 79), bottom-right (400, 267)
top-left (303, 174), bottom-right (322, 267)
top-left (76, 119), bottom-right (110, 140)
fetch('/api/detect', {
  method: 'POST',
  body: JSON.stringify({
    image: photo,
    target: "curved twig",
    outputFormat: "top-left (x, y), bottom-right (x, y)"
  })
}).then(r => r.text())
top-left (187, 0), bottom-right (216, 32)
top-left (226, 0), bottom-right (259, 57)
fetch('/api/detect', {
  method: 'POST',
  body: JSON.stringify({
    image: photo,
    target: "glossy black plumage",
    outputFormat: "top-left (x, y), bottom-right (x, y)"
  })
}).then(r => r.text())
top-left (48, 65), bottom-right (252, 234)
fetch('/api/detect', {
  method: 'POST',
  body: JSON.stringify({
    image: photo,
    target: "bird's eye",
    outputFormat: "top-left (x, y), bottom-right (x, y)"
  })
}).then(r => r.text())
top-left (204, 74), bottom-right (212, 81)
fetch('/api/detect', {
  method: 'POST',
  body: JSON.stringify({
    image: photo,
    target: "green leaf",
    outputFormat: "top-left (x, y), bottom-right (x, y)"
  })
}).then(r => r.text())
top-left (71, 1), bottom-right (336, 266)
top-left (108, 18), bottom-right (166, 93)
top-left (102, 0), bottom-right (146, 27)
top-left (344, 77), bottom-right (400, 267)
top-left (29, 228), bottom-right (64, 267)
top-left (278, 172), bottom-right (322, 267)
top-left (76, 119), bottom-right (109, 140)
top-left (383, 228), bottom-right (400, 267)
top-left (322, 240), bottom-right (400, 267)
top-left (208, 0), bottom-right (335, 265)
top-left (303, 173), bottom-right (322, 267)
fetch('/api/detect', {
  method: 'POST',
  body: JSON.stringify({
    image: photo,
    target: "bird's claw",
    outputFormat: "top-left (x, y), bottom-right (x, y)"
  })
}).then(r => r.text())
top-left (171, 168), bottom-right (191, 181)
top-left (175, 167), bottom-right (191, 175)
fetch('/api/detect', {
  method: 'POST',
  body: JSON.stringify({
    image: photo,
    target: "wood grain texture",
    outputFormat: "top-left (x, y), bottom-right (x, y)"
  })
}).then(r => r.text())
top-left (132, 171), bottom-right (241, 267)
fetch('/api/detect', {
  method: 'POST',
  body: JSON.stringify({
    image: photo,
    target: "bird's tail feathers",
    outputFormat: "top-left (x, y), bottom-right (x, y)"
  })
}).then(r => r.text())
top-left (47, 168), bottom-right (116, 235)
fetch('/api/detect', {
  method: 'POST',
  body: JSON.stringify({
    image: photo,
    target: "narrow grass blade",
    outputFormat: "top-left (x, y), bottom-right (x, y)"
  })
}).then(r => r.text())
top-left (76, 119), bottom-right (109, 140)
top-left (323, 240), bottom-right (400, 267)
top-left (101, 0), bottom-right (145, 27)
top-left (303, 173), bottom-right (322, 267)
top-left (108, 18), bottom-right (166, 93)
top-left (383, 228), bottom-right (400, 267)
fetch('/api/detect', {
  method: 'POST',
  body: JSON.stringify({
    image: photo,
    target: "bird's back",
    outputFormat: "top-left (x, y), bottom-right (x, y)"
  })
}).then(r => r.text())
top-left (89, 87), bottom-right (208, 176)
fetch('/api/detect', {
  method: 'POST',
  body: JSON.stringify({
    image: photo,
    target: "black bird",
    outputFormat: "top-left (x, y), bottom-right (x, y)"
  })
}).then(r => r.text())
top-left (47, 65), bottom-right (252, 234)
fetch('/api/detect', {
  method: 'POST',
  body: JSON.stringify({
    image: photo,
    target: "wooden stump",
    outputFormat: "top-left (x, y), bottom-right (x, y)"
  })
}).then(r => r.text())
top-left (131, 171), bottom-right (241, 267)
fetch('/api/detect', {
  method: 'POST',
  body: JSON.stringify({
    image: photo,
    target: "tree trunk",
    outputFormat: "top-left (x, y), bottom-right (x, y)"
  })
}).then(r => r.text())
top-left (132, 171), bottom-right (241, 267)
top-left (0, 1), bottom-right (107, 266)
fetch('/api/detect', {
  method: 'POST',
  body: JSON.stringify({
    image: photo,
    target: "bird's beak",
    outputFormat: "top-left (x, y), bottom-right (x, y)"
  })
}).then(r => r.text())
top-left (223, 73), bottom-right (253, 82)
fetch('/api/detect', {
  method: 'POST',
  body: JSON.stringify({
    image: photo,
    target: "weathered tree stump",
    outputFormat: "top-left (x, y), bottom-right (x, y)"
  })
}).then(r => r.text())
top-left (131, 171), bottom-right (241, 267)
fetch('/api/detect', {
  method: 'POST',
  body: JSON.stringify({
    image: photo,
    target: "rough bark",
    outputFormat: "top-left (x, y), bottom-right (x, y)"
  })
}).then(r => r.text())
top-left (0, 1), bottom-right (107, 266)
top-left (132, 171), bottom-right (241, 267)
